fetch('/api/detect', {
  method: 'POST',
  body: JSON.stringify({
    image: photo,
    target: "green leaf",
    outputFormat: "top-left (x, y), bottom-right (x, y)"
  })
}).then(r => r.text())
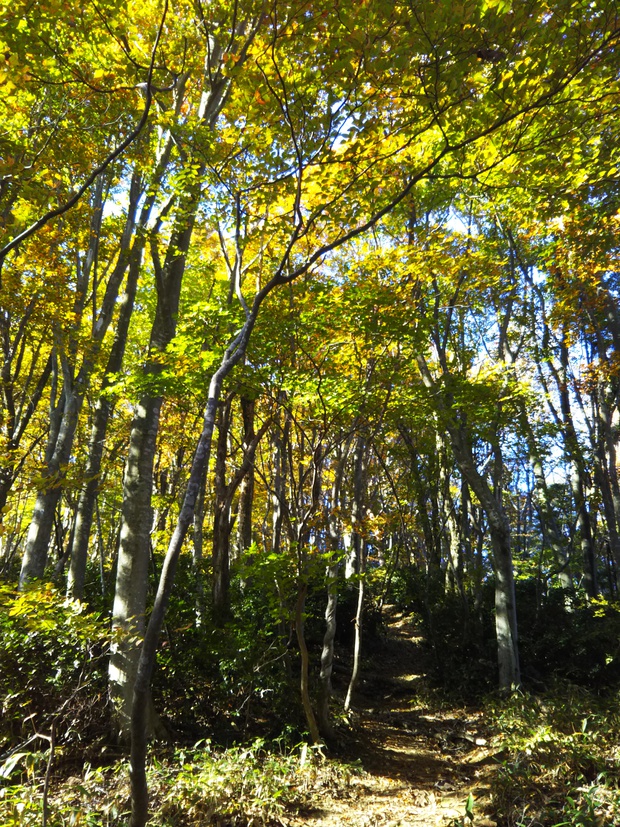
top-left (465, 792), bottom-right (475, 821)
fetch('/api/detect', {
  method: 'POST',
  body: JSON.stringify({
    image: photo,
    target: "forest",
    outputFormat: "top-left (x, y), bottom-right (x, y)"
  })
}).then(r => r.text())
top-left (1, 0), bottom-right (620, 824)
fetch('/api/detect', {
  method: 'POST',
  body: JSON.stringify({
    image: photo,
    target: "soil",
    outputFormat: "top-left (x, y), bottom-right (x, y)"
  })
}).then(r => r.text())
top-left (288, 608), bottom-right (502, 827)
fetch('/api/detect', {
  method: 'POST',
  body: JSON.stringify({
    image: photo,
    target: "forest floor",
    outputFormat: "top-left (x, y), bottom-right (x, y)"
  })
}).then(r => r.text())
top-left (288, 608), bottom-right (501, 827)
top-left (9, 603), bottom-right (619, 826)
top-left (7, 580), bottom-right (620, 827)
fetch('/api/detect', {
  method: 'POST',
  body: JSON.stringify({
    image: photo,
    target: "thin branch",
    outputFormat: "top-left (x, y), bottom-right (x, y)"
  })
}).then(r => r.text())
top-left (0, 0), bottom-right (170, 268)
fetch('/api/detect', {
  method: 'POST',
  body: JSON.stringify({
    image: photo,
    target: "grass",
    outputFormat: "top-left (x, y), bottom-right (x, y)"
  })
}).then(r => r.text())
top-left (0, 739), bottom-right (361, 826)
top-left (486, 685), bottom-right (620, 826)
top-left (3, 689), bottom-right (620, 827)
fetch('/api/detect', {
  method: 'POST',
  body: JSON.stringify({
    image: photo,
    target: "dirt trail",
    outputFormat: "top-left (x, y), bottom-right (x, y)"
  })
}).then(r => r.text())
top-left (289, 610), bottom-right (500, 827)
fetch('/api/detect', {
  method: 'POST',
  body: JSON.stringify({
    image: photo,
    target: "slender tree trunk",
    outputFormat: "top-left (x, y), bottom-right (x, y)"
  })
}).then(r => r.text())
top-left (400, 427), bottom-right (440, 576)
top-left (557, 339), bottom-right (598, 599)
top-left (415, 348), bottom-right (520, 690)
top-left (605, 405), bottom-right (620, 549)
top-left (0, 340), bottom-right (53, 517)
top-left (271, 396), bottom-right (290, 555)
top-left (570, 462), bottom-right (598, 598)
top-left (470, 504), bottom-right (486, 612)
top-left (235, 395), bottom-right (256, 557)
top-left (130, 268), bottom-right (272, 824)
top-left (317, 562), bottom-right (338, 738)
top-left (589, 304), bottom-right (620, 579)
top-left (67, 228), bottom-right (143, 598)
top-left (295, 581), bottom-right (321, 744)
top-left (19, 384), bottom-right (82, 584)
top-left (111, 32), bottom-right (249, 736)
top-left (110, 210), bottom-right (201, 738)
top-left (212, 395), bottom-right (269, 619)
top-left (460, 478), bottom-right (474, 596)
top-left (344, 540), bottom-right (366, 712)
top-left (20, 177), bottom-right (135, 586)
top-left (212, 395), bottom-right (233, 620)
top-left (192, 468), bottom-right (207, 625)
top-left (594, 404), bottom-right (620, 585)
top-left (109, 131), bottom-right (214, 738)
top-left (438, 434), bottom-right (464, 597)
top-left (448, 423), bottom-right (520, 690)
top-left (69, 120), bottom-right (187, 601)
top-left (317, 442), bottom-right (348, 740)
top-left (109, 394), bottom-right (163, 740)
top-left (344, 436), bottom-right (367, 711)
top-left (521, 412), bottom-right (574, 600)
top-left (66, 394), bottom-right (113, 598)
top-left (290, 440), bottom-right (324, 741)
top-left (130, 383), bottom-right (222, 827)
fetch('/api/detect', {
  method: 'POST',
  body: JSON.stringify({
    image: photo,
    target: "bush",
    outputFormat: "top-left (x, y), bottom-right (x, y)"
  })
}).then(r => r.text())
top-left (489, 688), bottom-right (620, 826)
top-left (388, 566), bottom-right (497, 698)
top-left (516, 587), bottom-right (620, 689)
top-left (152, 551), bottom-right (302, 742)
top-left (0, 582), bottom-right (110, 770)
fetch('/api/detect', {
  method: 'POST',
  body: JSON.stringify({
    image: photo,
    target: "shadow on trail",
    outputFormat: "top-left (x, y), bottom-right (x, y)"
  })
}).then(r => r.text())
top-left (304, 607), bottom-right (501, 826)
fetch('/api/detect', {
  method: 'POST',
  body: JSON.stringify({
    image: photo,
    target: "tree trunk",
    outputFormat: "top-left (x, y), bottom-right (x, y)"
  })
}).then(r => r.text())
top-left (521, 412), bottom-right (574, 597)
top-left (0, 330), bottom-right (53, 518)
top-left (20, 174), bottom-right (144, 587)
top-left (594, 396), bottom-right (620, 585)
top-left (19, 382), bottom-right (82, 585)
top-left (317, 442), bottom-right (348, 740)
top-left (399, 427), bottom-right (441, 577)
top-left (130, 253), bottom-right (274, 823)
top-left (448, 423), bottom-right (520, 690)
top-left (110, 194), bottom-right (204, 739)
top-left (212, 395), bottom-right (233, 620)
top-left (107, 64), bottom-right (230, 730)
top-left (344, 436), bottom-right (367, 711)
top-left (113, 38), bottom-right (240, 733)
top-left (558, 337), bottom-right (598, 599)
top-left (192, 467), bottom-right (207, 625)
top-left (415, 346), bottom-right (520, 690)
top-left (109, 394), bottom-right (163, 740)
top-left (344, 540), bottom-right (366, 712)
top-left (438, 434), bottom-right (464, 598)
top-left (271, 395), bottom-right (290, 556)
top-left (317, 562), bottom-right (338, 739)
top-left (67, 226), bottom-right (144, 598)
top-left (295, 581), bottom-right (321, 744)
top-left (235, 395), bottom-right (256, 557)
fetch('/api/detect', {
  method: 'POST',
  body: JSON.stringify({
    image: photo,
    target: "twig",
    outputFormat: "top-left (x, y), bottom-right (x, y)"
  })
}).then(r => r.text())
top-left (41, 720), bottom-right (56, 827)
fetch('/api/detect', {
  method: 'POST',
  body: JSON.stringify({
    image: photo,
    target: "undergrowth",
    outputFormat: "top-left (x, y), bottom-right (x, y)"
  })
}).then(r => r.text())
top-left (0, 740), bottom-right (360, 826)
top-left (487, 687), bottom-right (620, 827)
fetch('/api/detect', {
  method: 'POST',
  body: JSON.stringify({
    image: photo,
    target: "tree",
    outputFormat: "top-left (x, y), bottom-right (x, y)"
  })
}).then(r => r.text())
top-left (1, 0), bottom-right (620, 823)
top-left (125, 0), bottom-right (620, 815)
top-left (1, 0), bottom-right (167, 582)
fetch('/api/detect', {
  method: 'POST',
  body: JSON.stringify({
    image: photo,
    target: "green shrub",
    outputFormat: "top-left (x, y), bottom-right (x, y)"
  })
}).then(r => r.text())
top-left (489, 688), bottom-right (620, 826)
top-left (388, 566), bottom-right (497, 698)
top-left (0, 582), bottom-right (109, 768)
top-left (153, 551), bottom-right (302, 741)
